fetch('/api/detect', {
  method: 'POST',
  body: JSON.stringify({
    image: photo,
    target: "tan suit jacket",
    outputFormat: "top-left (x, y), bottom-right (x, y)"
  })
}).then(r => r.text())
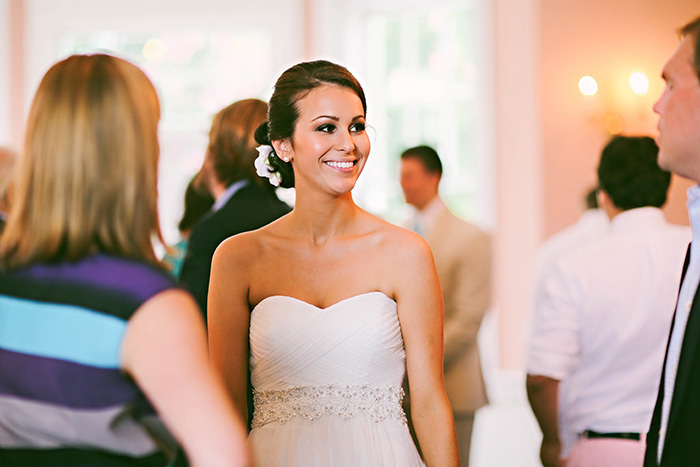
top-left (426, 205), bottom-right (491, 414)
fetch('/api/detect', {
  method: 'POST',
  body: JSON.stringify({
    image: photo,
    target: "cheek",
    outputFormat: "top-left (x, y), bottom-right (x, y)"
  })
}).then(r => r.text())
top-left (296, 135), bottom-right (330, 157)
top-left (668, 91), bottom-right (700, 137)
top-left (356, 134), bottom-right (371, 157)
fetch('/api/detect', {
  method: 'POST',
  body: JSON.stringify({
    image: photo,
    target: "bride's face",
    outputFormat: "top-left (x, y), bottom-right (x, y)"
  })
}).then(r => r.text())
top-left (283, 84), bottom-right (370, 195)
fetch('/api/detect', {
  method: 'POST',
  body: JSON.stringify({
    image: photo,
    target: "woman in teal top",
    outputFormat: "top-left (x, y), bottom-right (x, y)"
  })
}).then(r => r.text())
top-left (0, 53), bottom-right (250, 467)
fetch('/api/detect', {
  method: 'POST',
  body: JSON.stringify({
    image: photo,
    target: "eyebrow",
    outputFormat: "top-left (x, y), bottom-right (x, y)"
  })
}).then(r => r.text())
top-left (311, 115), bottom-right (365, 122)
top-left (312, 115), bottom-right (339, 122)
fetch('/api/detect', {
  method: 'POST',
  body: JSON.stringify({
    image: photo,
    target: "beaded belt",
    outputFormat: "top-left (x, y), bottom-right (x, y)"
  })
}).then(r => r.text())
top-left (251, 383), bottom-right (407, 428)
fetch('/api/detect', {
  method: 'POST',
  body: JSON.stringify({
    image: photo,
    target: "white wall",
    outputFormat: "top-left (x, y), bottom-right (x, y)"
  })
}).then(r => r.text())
top-left (21, 0), bottom-right (307, 242)
top-left (23, 0), bottom-right (306, 121)
top-left (0, 0), bottom-right (11, 145)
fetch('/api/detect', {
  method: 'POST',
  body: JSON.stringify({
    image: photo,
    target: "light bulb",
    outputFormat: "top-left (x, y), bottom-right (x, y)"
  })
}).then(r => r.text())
top-left (629, 72), bottom-right (649, 95)
top-left (578, 76), bottom-right (598, 96)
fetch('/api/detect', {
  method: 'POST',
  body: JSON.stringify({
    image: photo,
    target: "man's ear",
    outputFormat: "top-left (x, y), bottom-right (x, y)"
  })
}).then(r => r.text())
top-left (431, 172), bottom-right (442, 190)
top-left (272, 139), bottom-right (293, 163)
top-left (598, 189), bottom-right (621, 219)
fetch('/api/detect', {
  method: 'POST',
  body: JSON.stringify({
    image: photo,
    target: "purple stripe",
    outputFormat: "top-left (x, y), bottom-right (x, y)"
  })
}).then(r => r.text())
top-left (0, 348), bottom-right (139, 409)
top-left (14, 253), bottom-right (174, 303)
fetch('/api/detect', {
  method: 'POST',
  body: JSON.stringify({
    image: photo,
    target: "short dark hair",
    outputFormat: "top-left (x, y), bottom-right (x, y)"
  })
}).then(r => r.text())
top-left (400, 145), bottom-right (443, 176)
top-left (681, 15), bottom-right (700, 80)
top-left (597, 136), bottom-right (671, 210)
top-left (254, 60), bottom-right (367, 188)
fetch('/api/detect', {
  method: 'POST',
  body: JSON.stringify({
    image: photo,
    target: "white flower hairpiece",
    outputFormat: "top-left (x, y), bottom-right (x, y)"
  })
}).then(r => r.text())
top-left (254, 145), bottom-right (282, 187)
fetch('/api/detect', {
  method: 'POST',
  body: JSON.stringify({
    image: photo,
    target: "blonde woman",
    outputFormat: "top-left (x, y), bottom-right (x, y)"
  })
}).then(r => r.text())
top-left (209, 60), bottom-right (459, 466)
top-left (0, 54), bottom-right (250, 467)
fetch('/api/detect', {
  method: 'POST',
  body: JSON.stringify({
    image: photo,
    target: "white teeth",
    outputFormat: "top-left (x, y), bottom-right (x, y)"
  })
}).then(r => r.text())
top-left (326, 161), bottom-right (354, 169)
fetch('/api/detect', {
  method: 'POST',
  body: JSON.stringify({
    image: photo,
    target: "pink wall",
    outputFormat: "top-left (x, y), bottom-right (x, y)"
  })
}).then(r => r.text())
top-left (540, 0), bottom-right (700, 236)
top-left (495, 0), bottom-right (700, 369)
top-left (493, 0), bottom-right (543, 369)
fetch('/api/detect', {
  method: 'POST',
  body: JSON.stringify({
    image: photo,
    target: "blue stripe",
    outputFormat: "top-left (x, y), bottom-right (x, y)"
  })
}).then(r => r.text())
top-left (0, 295), bottom-right (127, 368)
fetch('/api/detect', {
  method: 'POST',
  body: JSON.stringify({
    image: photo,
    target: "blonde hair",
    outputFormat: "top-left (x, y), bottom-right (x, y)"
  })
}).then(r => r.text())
top-left (0, 146), bottom-right (16, 212)
top-left (0, 54), bottom-right (163, 268)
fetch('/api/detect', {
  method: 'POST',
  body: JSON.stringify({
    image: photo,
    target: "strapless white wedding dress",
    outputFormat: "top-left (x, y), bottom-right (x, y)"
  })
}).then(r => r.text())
top-left (248, 291), bottom-right (424, 466)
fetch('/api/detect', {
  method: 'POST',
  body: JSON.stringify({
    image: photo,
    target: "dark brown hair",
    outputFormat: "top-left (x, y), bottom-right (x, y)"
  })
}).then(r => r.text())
top-left (681, 15), bottom-right (700, 79)
top-left (254, 60), bottom-right (367, 188)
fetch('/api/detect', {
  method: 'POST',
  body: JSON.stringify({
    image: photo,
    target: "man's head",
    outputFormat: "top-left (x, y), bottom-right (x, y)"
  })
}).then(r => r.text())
top-left (399, 145), bottom-right (442, 210)
top-left (597, 136), bottom-right (670, 214)
top-left (654, 16), bottom-right (700, 182)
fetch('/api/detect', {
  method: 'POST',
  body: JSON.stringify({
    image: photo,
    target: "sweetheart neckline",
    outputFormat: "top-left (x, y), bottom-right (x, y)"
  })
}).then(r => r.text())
top-left (252, 291), bottom-right (395, 312)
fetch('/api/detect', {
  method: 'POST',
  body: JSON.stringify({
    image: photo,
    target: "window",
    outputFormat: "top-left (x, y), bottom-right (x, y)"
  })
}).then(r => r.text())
top-left (347, 0), bottom-right (490, 226)
top-left (60, 28), bottom-right (275, 242)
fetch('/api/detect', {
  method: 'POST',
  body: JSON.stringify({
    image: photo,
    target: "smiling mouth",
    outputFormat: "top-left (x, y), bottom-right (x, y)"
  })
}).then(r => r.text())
top-left (325, 160), bottom-right (356, 169)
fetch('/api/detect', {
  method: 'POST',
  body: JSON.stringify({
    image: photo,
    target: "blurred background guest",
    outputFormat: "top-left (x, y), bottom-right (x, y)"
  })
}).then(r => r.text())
top-left (531, 186), bottom-right (609, 287)
top-left (179, 98), bottom-right (291, 319)
top-left (527, 136), bottom-right (689, 466)
top-left (399, 144), bottom-right (492, 466)
top-left (162, 176), bottom-right (214, 279)
top-left (0, 146), bottom-right (16, 232)
top-left (0, 53), bottom-right (250, 467)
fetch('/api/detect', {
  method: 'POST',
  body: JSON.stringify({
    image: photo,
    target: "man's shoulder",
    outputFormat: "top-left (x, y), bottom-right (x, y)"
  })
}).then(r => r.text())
top-left (556, 219), bottom-right (690, 275)
top-left (433, 208), bottom-right (489, 250)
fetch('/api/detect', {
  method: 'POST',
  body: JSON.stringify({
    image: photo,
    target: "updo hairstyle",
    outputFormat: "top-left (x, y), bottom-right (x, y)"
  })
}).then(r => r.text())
top-left (254, 60), bottom-right (367, 188)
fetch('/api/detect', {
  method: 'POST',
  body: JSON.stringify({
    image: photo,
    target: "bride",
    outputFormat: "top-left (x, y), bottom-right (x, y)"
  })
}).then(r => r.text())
top-left (208, 60), bottom-right (459, 466)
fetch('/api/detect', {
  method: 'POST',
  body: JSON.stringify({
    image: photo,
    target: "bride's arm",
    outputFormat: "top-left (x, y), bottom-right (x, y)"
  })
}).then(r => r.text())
top-left (393, 231), bottom-right (460, 467)
top-left (209, 236), bottom-right (253, 425)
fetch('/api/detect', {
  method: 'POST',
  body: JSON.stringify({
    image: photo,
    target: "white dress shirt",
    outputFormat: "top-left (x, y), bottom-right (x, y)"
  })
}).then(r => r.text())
top-left (528, 207), bottom-right (690, 455)
top-left (658, 186), bottom-right (700, 461)
top-left (532, 209), bottom-right (610, 285)
top-left (529, 208), bottom-right (610, 454)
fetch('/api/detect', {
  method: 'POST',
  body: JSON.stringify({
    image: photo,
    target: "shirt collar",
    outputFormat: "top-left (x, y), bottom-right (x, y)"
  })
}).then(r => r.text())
top-left (212, 179), bottom-right (249, 212)
top-left (415, 196), bottom-right (446, 234)
top-left (687, 185), bottom-right (700, 243)
top-left (608, 206), bottom-right (666, 233)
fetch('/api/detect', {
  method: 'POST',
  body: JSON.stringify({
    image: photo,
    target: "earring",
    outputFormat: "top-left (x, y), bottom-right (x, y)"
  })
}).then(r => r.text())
top-left (283, 156), bottom-right (289, 163)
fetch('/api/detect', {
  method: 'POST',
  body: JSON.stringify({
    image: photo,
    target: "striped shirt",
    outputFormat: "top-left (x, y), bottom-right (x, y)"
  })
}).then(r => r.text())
top-left (0, 253), bottom-right (177, 466)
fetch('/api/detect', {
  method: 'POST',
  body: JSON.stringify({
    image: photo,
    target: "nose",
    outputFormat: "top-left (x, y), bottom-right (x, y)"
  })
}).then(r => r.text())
top-left (653, 89), bottom-right (667, 115)
top-left (336, 128), bottom-right (356, 153)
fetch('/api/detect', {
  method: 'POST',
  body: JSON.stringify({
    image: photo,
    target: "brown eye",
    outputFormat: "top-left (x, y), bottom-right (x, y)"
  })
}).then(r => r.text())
top-left (350, 122), bottom-right (366, 133)
top-left (316, 124), bottom-right (336, 133)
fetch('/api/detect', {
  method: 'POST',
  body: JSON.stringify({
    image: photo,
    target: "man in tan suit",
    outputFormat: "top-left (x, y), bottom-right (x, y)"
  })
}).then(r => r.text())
top-left (400, 145), bottom-right (491, 466)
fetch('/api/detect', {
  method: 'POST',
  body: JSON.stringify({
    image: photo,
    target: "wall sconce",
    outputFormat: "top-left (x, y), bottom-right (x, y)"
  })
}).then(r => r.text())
top-left (629, 72), bottom-right (649, 96)
top-left (578, 71), bottom-right (652, 135)
top-left (578, 76), bottom-right (598, 96)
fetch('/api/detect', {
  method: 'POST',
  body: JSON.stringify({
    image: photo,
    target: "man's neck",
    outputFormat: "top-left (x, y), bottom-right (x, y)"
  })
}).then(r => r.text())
top-left (415, 194), bottom-right (440, 213)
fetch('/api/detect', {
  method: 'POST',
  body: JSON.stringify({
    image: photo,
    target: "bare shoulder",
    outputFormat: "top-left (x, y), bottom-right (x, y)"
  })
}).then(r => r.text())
top-left (214, 220), bottom-right (281, 266)
top-left (362, 212), bottom-right (434, 269)
top-left (215, 230), bottom-right (258, 263)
